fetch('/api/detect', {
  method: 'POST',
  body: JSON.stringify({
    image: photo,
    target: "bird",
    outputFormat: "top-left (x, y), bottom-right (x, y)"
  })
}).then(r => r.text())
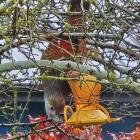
top-left (41, 38), bottom-right (88, 122)
top-left (41, 0), bottom-right (89, 122)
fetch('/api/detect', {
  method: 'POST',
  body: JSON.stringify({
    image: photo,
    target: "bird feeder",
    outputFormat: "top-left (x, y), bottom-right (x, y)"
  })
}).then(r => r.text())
top-left (64, 74), bottom-right (120, 126)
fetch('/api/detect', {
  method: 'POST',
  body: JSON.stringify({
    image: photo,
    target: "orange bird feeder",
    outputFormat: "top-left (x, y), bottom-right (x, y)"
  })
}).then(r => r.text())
top-left (64, 74), bottom-right (120, 126)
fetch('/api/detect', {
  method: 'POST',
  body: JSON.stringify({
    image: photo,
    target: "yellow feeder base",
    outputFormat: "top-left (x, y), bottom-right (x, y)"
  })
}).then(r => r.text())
top-left (64, 105), bottom-right (120, 127)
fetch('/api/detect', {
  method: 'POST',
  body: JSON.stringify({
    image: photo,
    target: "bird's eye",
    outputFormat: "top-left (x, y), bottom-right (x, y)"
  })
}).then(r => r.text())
top-left (50, 107), bottom-right (54, 110)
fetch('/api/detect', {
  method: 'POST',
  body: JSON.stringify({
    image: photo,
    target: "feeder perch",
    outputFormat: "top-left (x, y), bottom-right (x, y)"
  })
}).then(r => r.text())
top-left (64, 74), bottom-right (120, 126)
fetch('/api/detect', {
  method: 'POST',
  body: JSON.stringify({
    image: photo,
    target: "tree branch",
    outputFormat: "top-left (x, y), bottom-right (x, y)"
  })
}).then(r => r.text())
top-left (112, 3), bottom-right (140, 21)
top-left (61, 32), bottom-right (120, 39)
top-left (87, 40), bottom-right (140, 60)
top-left (0, 0), bottom-right (15, 14)
top-left (0, 60), bottom-right (139, 93)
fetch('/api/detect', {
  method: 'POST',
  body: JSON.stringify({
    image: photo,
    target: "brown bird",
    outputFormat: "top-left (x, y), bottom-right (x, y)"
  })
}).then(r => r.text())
top-left (42, 0), bottom-right (89, 122)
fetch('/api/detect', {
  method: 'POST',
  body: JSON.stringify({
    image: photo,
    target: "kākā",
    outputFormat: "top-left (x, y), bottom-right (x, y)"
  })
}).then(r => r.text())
top-left (41, 37), bottom-right (89, 122)
top-left (41, 0), bottom-right (90, 122)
